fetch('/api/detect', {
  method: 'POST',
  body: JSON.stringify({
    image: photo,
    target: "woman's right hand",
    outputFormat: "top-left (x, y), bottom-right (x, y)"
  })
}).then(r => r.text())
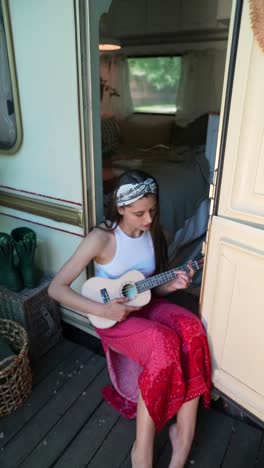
top-left (102, 297), bottom-right (141, 322)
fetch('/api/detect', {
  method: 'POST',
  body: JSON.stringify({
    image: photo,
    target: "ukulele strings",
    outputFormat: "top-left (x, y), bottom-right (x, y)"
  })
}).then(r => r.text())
top-left (120, 258), bottom-right (203, 296)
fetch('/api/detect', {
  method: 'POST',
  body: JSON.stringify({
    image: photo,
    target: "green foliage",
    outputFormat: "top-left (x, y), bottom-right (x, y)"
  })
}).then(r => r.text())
top-left (128, 57), bottom-right (181, 91)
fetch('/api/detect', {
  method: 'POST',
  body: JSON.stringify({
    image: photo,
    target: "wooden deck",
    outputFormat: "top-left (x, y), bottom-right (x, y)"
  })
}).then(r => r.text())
top-left (0, 338), bottom-right (263, 468)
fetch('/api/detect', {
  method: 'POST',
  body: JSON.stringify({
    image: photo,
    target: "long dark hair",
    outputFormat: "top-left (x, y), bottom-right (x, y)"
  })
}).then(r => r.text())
top-left (101, 170), bottom-right (168, 274)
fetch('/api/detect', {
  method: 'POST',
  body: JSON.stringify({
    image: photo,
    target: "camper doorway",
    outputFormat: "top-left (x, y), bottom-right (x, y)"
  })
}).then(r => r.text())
top-left (97, 0), bottom-right (233, 301)
top-left (92, 0), bottom-right (264, 426)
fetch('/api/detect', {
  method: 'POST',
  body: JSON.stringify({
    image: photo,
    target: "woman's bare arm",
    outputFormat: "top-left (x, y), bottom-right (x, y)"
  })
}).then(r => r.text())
top-left (48, 228), bottom-right (140, 321)
top-left (48, 228), bottom-right (110, 316)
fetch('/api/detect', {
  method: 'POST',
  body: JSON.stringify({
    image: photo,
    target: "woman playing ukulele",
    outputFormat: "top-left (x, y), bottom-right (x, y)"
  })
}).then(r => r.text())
top-left (49, 170), bottom-right (211, 468)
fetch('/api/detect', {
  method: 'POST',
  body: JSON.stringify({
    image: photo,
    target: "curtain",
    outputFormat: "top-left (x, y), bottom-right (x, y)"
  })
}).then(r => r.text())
top-left (100, 54), bottom-right (133, 118)
top-left (175, 49), bottom-right (226, 125)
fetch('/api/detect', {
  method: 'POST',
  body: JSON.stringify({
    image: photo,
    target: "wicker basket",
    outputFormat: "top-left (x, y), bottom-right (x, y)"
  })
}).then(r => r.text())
top-left (0, 276), bottom-right (62, 361)
top-left (0, 319), bottom-right (32, 417)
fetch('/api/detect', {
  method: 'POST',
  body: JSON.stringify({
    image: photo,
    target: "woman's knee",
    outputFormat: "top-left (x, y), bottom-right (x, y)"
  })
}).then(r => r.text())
top-left (176, 312), bottom-right (205, 339)
top-left (151, 325), bottom-right (180, 355)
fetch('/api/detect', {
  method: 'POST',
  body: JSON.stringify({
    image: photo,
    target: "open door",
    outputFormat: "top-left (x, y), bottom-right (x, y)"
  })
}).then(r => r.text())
top-left (201, 0), bottom-right (264, 423)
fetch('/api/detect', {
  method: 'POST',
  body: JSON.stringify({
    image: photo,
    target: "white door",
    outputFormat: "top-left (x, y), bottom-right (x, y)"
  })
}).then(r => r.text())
top-left (201, 0), bottom-right (264, 422)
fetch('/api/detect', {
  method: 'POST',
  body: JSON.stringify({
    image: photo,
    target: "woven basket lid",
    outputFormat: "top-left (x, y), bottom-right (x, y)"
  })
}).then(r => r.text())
top-left (250, 0), bottom-right (264, 52)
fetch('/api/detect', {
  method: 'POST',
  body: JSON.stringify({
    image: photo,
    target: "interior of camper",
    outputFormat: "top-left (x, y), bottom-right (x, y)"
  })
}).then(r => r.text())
top-left (98, 0), bottom-right (232, 291)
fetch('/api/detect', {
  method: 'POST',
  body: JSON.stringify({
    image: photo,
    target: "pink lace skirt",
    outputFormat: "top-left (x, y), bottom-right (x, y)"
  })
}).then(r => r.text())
top-left (96, 298), bottom-right (211, 431)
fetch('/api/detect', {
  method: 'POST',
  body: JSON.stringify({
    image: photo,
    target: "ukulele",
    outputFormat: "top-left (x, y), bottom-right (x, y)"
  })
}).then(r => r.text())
top-left (82, 256), bottom-right (204, 329)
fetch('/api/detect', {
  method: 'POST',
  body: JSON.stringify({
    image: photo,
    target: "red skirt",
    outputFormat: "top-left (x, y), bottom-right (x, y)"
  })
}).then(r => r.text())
top-left (96, 298), bottom-right (211, 432)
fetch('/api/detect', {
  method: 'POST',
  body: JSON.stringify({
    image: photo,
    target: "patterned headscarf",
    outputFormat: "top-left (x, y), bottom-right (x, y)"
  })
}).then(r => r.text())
top-left (115, 177), bottom-right (158, 206)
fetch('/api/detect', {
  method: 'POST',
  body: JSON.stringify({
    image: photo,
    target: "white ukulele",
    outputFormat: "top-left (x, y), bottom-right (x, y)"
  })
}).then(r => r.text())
top-left (82, 257), bottom-right (204, 329)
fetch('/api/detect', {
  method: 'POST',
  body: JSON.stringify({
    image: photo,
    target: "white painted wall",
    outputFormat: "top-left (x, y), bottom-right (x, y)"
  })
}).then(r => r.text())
top-left (0, 0), bottom-right (111, 337)
top-left (0, 0), bottom-right (82, 204)
top-left (0, 0), bottom-right (86, 300)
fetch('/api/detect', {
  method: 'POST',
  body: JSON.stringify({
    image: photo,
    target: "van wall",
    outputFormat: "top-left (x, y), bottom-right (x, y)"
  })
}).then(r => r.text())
top-left (0, 0), bottom-right (82, 201)
top-left (0, 0), bottom-right (85, 282)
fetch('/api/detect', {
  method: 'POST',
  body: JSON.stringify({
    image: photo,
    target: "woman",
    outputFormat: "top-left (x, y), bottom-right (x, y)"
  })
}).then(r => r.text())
top-left (48, 170), bottom-right (211, 468)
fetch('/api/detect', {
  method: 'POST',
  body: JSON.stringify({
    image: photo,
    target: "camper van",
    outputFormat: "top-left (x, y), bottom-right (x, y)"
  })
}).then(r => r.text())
top-left (0, 0), bottom-right (263, 428)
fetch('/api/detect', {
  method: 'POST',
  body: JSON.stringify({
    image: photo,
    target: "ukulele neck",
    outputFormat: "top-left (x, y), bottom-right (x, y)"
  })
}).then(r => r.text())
top-left (135, 260), bottom-right (200, 293)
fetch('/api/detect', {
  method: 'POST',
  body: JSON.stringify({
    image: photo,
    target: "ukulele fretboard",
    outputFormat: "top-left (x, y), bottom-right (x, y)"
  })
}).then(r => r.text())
top-left (135, 261), bottom-right (199, 293)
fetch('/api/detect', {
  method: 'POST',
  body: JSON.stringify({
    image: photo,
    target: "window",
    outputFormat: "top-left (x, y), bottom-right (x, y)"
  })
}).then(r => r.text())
top-left (0, 0), bottom-right (22, 154)
top-left (128, 56), bottom-right (181, 114)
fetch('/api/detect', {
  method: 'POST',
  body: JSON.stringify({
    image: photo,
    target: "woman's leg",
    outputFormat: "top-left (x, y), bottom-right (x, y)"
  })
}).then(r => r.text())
top-left (141, 299), bottom-right (212, 409)
top-left (131, 388), bottom-right (199, 468)
top-left (168, 397), bottom-right (199, 468)
top-left (98, 311), bottom-right (209, 465)
top-left (132, 390), bottom-right (156, 468)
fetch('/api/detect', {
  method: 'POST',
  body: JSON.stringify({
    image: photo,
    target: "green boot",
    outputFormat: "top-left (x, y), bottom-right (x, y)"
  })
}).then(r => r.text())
top-left (0, 232), bottom-right (23, 291)
top-left (11, 227), bottom-right (39, 289)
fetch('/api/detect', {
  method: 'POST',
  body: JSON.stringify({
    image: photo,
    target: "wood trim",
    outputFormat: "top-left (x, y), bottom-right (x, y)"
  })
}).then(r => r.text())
top-left (0, 190), bottom-right (83, 227)
top-left (74, 0), bottom-right (90, 234)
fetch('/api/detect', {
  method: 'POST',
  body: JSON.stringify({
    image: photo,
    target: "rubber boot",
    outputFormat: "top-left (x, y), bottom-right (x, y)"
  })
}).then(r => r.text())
top-left (0, 232), bottom-right (23, 291)
top-left (11, 227), bottom-right (39, 289)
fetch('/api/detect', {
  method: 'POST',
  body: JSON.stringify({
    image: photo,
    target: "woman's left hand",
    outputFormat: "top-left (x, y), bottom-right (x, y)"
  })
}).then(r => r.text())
top-left (166, 263), bottom-right (195, 293)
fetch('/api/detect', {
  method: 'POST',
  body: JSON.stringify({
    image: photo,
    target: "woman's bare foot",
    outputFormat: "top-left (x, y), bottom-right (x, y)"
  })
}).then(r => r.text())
top-left (131, 441), bottom-right (153, 468)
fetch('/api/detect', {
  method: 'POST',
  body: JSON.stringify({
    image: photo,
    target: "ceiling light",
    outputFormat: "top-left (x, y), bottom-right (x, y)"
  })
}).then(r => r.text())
top-left (99, 13), bottom-right (121, 52)
top-left (99, 38), bottom-right (121, 51)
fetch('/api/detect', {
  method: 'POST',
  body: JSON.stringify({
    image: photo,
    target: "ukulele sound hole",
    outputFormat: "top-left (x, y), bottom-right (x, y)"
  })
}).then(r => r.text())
top-left (122, 283), bottom-right (137, 300)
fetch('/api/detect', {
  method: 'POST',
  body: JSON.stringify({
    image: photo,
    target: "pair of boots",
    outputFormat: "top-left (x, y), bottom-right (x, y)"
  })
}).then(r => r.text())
top-left (0, 227), bottom-right (38, 292)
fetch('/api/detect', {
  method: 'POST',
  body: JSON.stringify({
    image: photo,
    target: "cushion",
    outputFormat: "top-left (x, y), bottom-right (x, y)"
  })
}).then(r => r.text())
top-left (171, 114), bottom-right (209, 146)
top-left (119, 115), bottom-right (173, 148)
top-left (101, 116), bottom-right (120, 157)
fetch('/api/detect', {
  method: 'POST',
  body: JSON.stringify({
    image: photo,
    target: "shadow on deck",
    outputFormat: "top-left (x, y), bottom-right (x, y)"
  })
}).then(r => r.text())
top-left (0, 339), bottom-right (263, 468)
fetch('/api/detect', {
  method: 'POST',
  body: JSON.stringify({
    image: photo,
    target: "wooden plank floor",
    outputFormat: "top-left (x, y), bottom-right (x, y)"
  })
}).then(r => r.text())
top-left (0, 338), bottom-right (263, 468)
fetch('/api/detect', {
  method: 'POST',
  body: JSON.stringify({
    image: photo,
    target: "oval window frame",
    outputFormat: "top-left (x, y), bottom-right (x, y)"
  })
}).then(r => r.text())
top-left (0, 0), bottom-right (22, 155)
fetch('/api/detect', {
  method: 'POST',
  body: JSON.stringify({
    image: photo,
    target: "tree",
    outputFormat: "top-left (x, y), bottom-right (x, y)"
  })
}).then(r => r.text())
top-left (128, 57), bottom-right (181, 91)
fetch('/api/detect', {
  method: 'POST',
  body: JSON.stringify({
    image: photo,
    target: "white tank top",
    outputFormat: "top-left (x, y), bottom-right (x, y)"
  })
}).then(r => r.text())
top-left (94, 225), bottom-right (156, 279)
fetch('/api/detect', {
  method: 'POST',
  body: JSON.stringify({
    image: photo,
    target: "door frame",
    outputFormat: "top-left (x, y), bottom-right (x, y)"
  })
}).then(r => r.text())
top-left (74, 0), bottom-right (112, 238)
top-left (200, 0), bottom-right (243, 306)
top-left (213, 0), bottom-right (244, 214)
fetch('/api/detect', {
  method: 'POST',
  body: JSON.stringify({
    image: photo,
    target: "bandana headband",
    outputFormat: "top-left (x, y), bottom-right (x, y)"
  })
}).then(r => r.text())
top-left (116, 177), bottom-right (158, 206)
